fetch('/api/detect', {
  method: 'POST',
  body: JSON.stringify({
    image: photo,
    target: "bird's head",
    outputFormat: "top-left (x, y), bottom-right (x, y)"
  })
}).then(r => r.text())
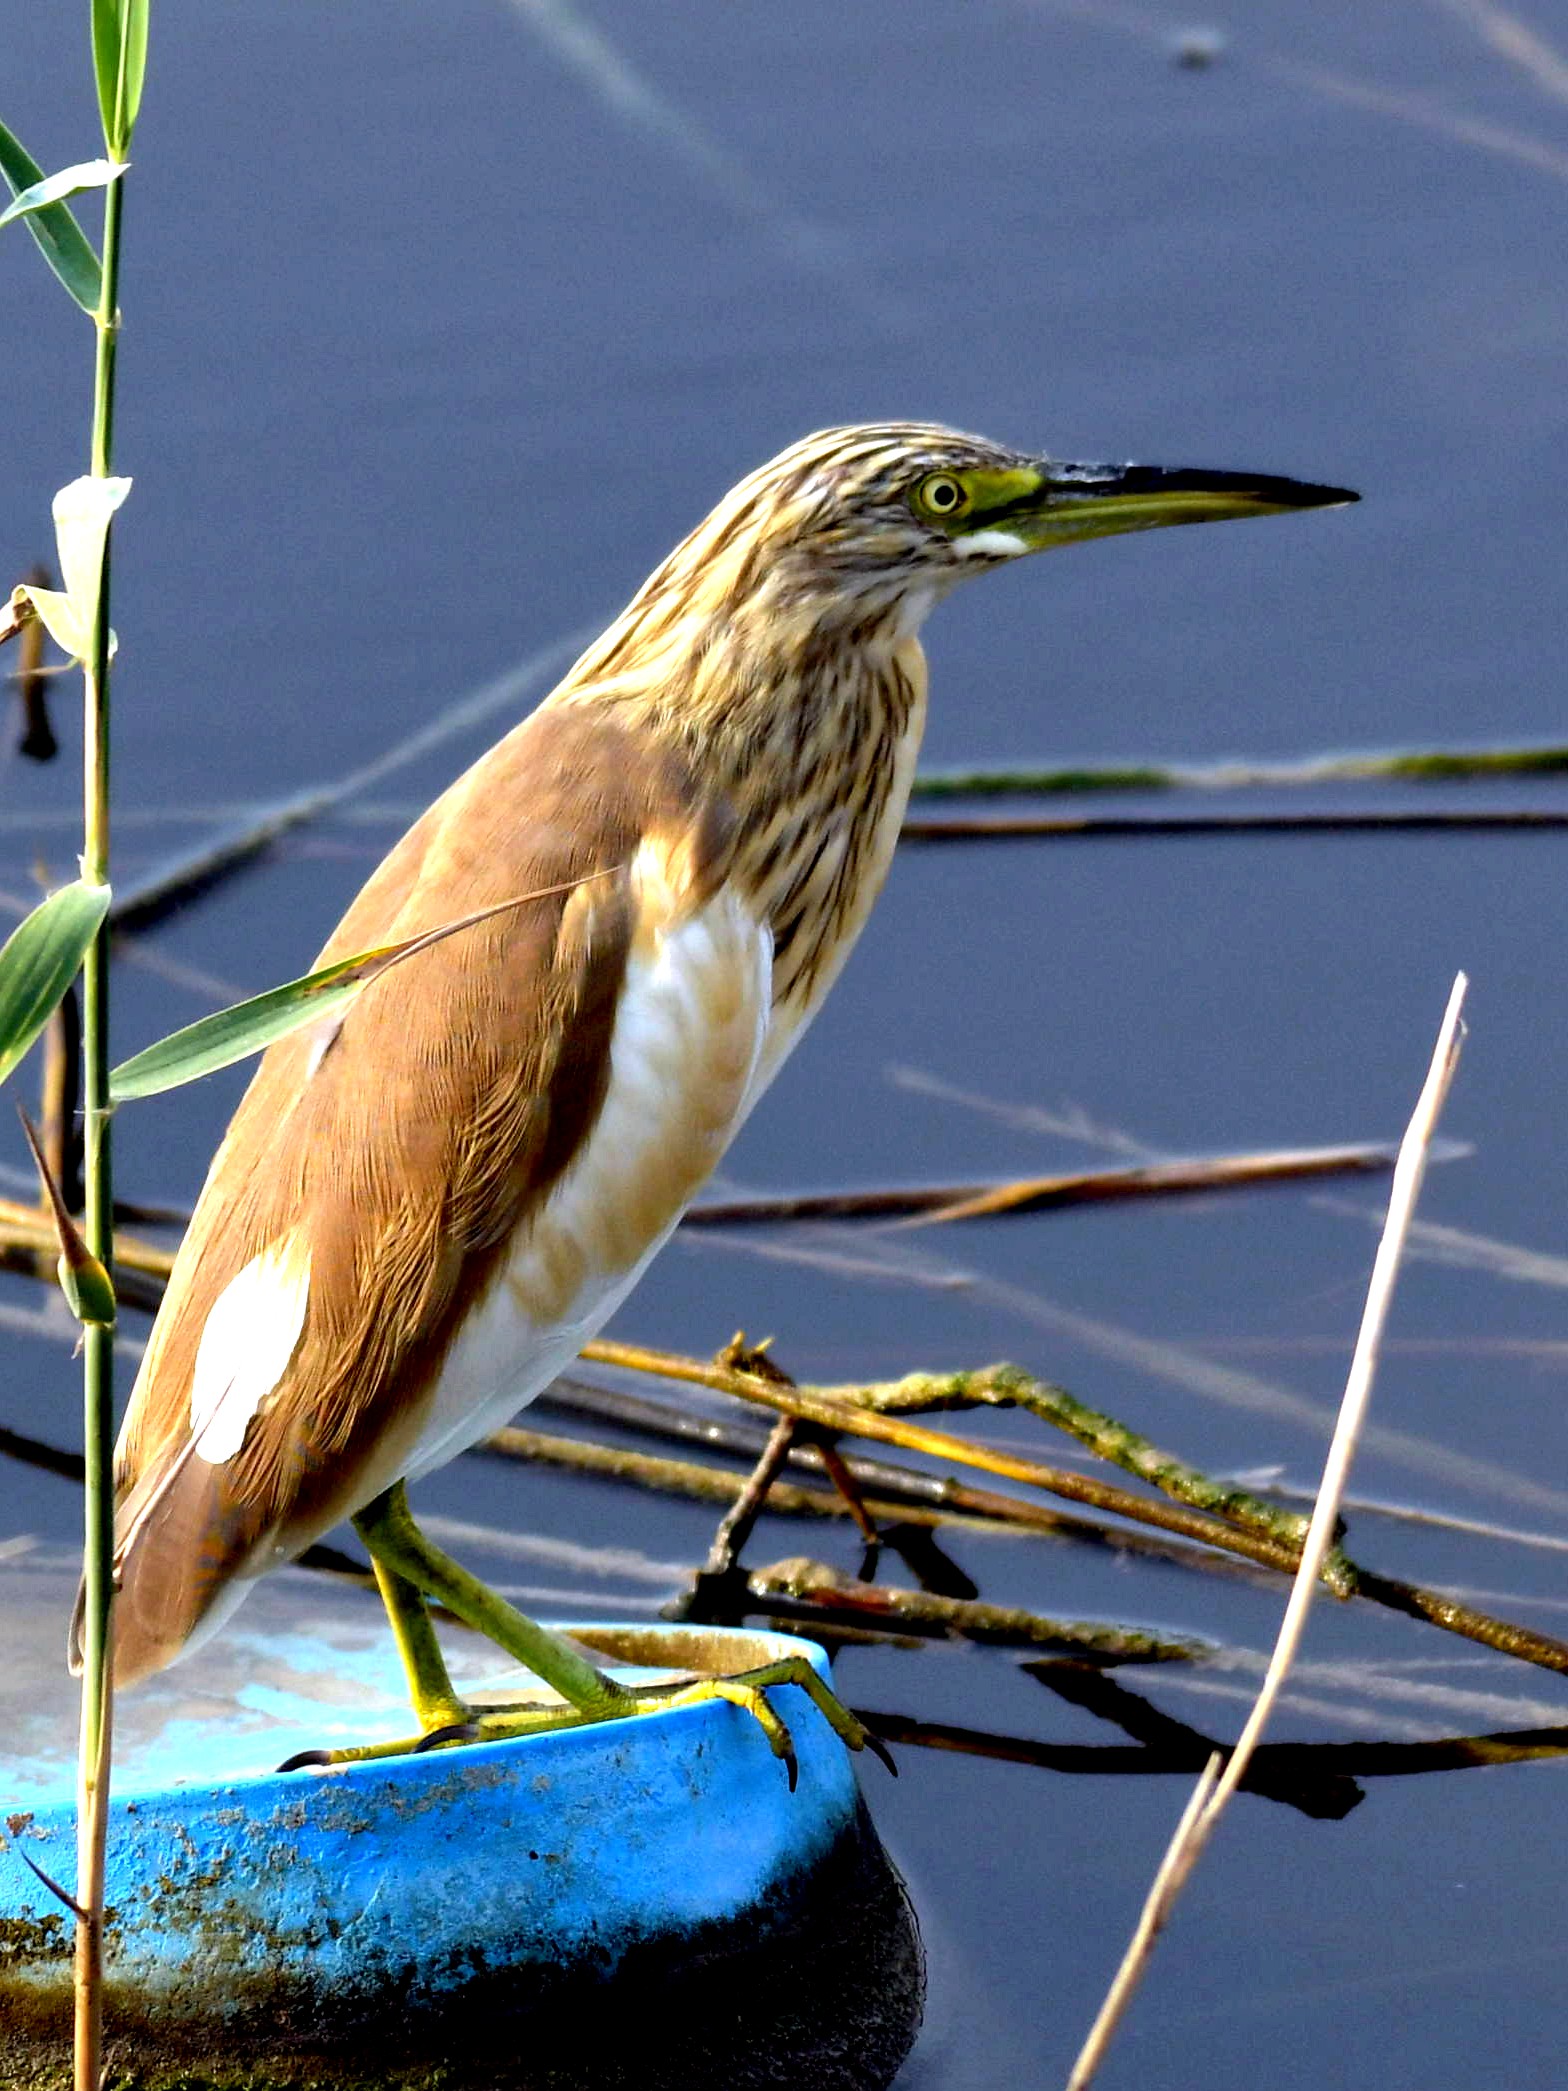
top-left (683, 421), bottom-right (1357, 636)
top-left (565, 421), bottom-right (1358, 706)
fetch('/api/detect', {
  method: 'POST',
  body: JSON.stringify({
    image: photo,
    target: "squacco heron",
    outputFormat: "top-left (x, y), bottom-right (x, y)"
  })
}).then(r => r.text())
top-left (85, 424), bottom-right (1354, 1776)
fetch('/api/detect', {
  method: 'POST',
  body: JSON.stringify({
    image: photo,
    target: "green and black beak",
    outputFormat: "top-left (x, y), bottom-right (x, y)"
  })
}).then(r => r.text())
top-left (920, 458), bottom-right (1358, 552)
top-left (1018, 460), bottom-right (1359, 547)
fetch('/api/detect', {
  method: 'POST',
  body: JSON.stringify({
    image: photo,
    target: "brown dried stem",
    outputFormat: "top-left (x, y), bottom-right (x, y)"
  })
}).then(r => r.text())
top-left (683, 1139), bottom-right (1401, 1226)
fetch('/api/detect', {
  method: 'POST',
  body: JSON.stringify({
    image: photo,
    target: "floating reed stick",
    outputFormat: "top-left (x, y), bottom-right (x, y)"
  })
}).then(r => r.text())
top-left (684, 1139), bottom-right (1404, 1226)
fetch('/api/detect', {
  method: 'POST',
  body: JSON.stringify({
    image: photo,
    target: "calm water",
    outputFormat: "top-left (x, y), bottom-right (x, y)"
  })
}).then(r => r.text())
top-left (6, 2), bottom-right (1568, 2083)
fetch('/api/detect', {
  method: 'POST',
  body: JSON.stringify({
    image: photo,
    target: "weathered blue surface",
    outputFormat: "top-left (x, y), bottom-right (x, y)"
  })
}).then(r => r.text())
top-left (0, 1626), bottom-right (858, 2011)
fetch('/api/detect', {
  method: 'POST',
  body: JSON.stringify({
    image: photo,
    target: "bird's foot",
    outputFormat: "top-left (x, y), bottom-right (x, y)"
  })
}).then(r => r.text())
top-left (463, 1656), bottom-right (893, 1792)
top-left (278, 1658), bottom-right (894, 1788)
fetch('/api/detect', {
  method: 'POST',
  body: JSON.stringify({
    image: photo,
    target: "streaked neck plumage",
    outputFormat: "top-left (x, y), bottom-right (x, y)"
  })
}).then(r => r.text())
top-left (548, 550), bottom-right (934, 1019)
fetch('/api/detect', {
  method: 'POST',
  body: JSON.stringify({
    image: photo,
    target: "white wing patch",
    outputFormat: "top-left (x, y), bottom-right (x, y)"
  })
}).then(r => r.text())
top-left (189, 1239), bottom-right (312, 1465)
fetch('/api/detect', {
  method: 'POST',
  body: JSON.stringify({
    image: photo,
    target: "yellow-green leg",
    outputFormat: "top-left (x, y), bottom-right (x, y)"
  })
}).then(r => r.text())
top-left (357, 1481), bottom-right (635, 1721)
top-left (365, 1553), bottom-right (471, 1734)
top-left (285, 1481), bottom-right (890, 1787)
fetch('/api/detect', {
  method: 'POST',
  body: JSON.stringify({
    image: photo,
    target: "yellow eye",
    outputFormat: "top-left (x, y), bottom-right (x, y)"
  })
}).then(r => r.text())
top-left (915, 472), bottom-right (969, 521)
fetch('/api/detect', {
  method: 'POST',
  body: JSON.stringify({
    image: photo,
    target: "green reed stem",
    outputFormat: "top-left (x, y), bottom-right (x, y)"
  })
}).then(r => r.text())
top-left (75, 152), bottom-right (126, 2091)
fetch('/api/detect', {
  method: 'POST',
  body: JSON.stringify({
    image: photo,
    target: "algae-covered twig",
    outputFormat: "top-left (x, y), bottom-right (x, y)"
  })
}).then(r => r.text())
top-left (856, 1364), bottom-right (1332, 1573)
top-left (901, 808), bottom-right (1568, 840)
top-left (790, 1362), bottom-right (1568, 1671)
top-left (908, 742), bottom-right (1568, 799)
top-left (748, 1557), bottom-right (1209, 1663)
top-left (584, 1337), bottom-right (1316, 1576)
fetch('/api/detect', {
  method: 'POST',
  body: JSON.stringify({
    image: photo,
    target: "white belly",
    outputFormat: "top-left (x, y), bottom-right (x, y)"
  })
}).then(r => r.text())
top-left (403, 872), bottom-right (772, 1483)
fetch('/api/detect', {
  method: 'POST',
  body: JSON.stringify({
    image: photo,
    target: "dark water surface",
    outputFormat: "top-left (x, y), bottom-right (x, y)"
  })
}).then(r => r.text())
top-left (6, 2), bottom-right (1568, 2084)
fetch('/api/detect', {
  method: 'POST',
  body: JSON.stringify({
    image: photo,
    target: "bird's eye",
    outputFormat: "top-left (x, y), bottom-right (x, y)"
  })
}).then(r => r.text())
top-left (914, 472), bottom-right (969, 521)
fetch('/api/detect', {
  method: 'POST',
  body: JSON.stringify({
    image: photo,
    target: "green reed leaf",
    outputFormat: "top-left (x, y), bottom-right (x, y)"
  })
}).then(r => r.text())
top-left (0, 117), bottom-right (103, 311)
top-left (0, 882), bottom-right (112, 1090)
top-left (92, 0), bottom-right (149, 154)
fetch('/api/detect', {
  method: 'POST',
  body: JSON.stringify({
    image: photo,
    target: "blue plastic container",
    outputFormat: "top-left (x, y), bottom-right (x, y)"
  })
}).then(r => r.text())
top-left (0, 1623), bottom-right (921, 2090)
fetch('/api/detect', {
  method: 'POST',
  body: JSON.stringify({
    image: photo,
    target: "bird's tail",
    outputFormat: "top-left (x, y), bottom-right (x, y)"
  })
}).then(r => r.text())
top-left (68, 1433), bottom-right (259, 1687)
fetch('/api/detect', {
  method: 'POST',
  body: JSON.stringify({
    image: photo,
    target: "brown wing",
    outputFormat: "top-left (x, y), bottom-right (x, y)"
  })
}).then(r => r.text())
top-left (101, 703), bottom-right (735, 1684)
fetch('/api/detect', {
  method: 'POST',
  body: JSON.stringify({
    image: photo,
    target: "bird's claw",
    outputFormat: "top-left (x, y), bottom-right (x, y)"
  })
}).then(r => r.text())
top-left (276, 1705), bottom-right (483, 1772)
top-left (666, 1676), bottom-right (801, 1789)
top-left (274, 1746), bottom-right (336, 1773)
top-left (413, 1718), bottom-right (481, 1753)
top-left (639, 1656), bottom-right (895, 1789)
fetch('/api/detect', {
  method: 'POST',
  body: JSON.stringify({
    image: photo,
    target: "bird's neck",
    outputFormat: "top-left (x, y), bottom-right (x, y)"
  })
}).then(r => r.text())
top-left (708, 614), bottom-right (929, 1017)
top-left (559, 590), bottom-right (931, 1014)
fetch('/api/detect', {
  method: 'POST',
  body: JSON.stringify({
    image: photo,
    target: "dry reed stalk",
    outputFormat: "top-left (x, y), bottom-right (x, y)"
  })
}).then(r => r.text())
top-left (1064, 972), bottom-right (1468, 2091)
